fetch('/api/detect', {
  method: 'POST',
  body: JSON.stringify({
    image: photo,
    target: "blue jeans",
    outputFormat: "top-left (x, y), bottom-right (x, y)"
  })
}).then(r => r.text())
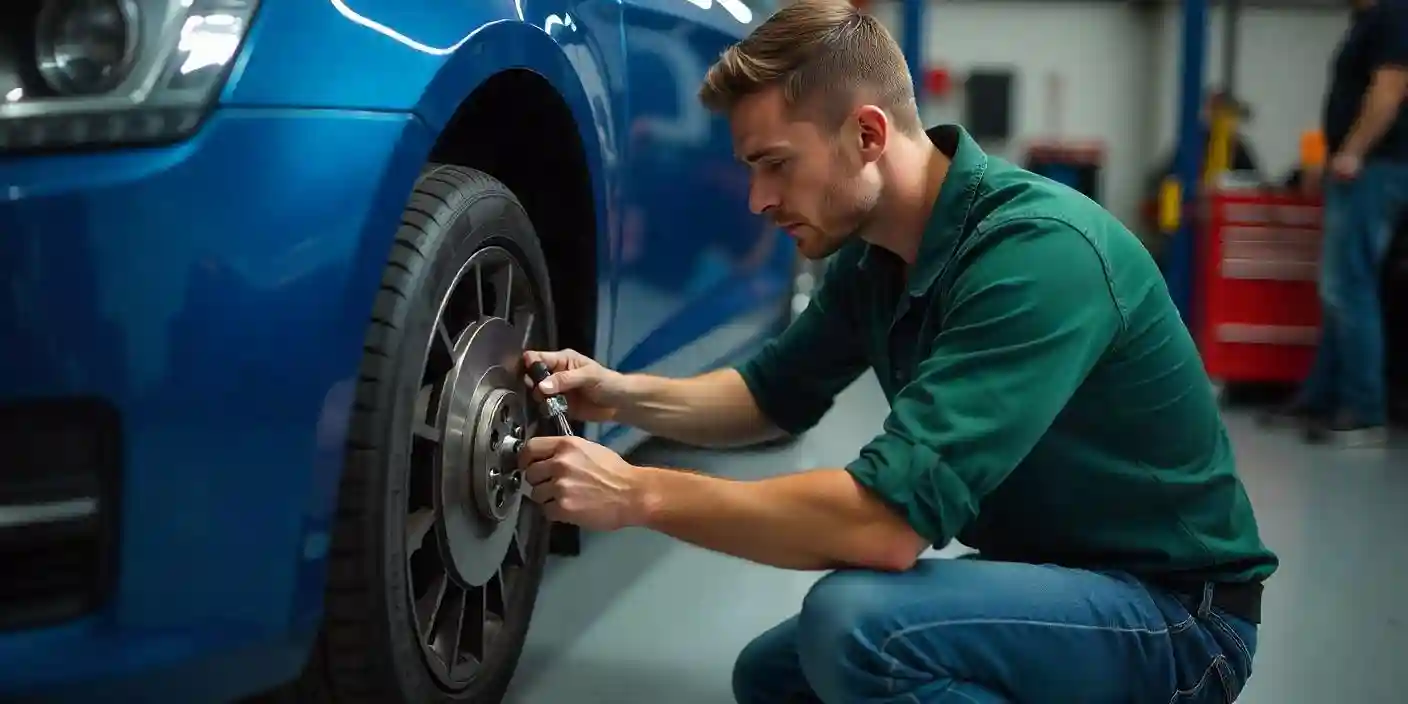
top-left (732, 558), bottom-right (1259, 703)
top-left (1298, 161), bottom-right (1408, 425)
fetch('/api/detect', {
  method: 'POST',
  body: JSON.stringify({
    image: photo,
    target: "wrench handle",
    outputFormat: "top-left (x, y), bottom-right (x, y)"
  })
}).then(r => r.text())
top-left (527, 360), bottom-right (573, 436)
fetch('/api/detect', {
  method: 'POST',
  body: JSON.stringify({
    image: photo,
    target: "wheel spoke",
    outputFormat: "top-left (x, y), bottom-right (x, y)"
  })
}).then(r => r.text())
top-left (492, 263), bottom-right (514, 320)
top-left (474, 258), bottom-right (487, 319)
top-left (459, 583), bottom-right (488, 666)
top-left (413, 384), bottom-right (442, 442)
top-left (450, 572), bottom-right (505, 678)
top-left (486, 568), bottom-right (506, 617)
top-left (417, 573), bottom-right (450, 646)
top-left (429, 579), bottom-right (467, 666)
top-left (518, 310), bottom-right (536, 348)
top-left (504, 532), bottom-right (525, 569)
top-left (449, 586), bottom-right (469, 670)
top-left (407, 508), bottom-right (436, 555)
top-left (413, 420), bottom-right (441, 442)
top-left (437, 320), bottom-right (456, 355)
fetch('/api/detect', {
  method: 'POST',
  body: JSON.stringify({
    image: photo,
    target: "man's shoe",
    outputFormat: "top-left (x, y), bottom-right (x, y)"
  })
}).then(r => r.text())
top-left (1304, 411), bottom-right (1389, 447)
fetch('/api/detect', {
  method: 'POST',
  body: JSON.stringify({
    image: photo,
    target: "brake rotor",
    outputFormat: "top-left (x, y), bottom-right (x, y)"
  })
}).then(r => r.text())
top-left (434, 316), bottom-right (530, 588)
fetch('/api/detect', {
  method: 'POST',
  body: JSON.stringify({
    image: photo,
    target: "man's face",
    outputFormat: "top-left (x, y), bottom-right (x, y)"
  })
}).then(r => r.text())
top-left (728, 88), bottom-right (882, 260)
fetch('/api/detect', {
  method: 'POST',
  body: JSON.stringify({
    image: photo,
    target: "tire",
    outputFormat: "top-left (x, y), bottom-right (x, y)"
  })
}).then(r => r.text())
top-left (283, 165), bottom-right (559, 703)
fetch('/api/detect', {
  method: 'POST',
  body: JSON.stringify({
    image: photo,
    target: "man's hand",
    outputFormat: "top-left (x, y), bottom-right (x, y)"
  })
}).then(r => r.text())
top-left (519, 435), bottom-right (648, 531)
top-left (522, 352), bottom-right (783, 448)
top-left (1335, 66), bottom-right (1408, 176)
top-left (1330, 151), bottom-right (1363, 181)
top-left (522, 349), bottom-right (627, 422)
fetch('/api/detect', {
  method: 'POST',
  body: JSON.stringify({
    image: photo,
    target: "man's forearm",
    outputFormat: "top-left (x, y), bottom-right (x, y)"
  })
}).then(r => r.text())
top-left (1342, 95), bottom-right (1400, 156)
top-left (1341, 71), bottom-right (1408, 156)
top-left (611, 369), bottom-right (783, 448)
top-left (631, 466), bottom-right (926, 571)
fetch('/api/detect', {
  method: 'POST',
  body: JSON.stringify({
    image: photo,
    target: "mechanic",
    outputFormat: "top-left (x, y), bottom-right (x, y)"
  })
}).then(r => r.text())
top-left (516, 1), bottom-right (1278, 702)
top-left (1265, 0), bottom-right (1408, 446)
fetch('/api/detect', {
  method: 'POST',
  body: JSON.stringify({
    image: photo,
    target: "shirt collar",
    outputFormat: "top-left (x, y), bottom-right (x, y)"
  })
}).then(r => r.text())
top-left (858, 124), bottom-right (989, 296)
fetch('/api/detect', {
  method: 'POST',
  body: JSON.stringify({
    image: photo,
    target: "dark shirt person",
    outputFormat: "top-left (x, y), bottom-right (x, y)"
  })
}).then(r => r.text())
top-left (1269, 0), bottom-right (1408, 445)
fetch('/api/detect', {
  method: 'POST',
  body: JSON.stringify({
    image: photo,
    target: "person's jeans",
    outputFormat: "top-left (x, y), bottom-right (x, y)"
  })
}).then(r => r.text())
top-left (1298, 160), bottom-right (1408, 426)
top-left (732, 557), bottom-right (1259, 703)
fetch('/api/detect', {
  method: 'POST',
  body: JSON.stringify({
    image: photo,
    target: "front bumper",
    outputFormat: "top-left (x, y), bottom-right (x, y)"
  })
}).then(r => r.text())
top-left (0, 106), bottom-right (430, 702)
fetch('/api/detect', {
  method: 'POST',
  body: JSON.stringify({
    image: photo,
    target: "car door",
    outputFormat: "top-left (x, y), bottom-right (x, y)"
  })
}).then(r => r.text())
top-left (609, 0), bottom-right (794, 379)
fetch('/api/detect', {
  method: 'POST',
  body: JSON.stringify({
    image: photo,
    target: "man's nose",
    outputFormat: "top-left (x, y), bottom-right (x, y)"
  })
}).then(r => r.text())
top-left (748, 181), bottom-right (779, 216)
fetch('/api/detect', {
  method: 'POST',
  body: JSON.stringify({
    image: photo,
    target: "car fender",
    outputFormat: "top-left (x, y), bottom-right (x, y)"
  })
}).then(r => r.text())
top-left (226, 0), bottom-right (617, 218)
top-left (223, 0), bottom-right (618, 314)
top-left (410, 13), bottom-right (618, 293)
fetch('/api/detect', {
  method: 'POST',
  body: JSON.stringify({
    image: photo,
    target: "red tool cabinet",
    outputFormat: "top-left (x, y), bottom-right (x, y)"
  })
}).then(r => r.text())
top-left (1195, 188), bottom-right (1324, 386)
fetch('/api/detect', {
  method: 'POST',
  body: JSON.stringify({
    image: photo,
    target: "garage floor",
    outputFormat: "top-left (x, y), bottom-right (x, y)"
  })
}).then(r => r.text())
top-left (502, 374), bottom-right (1408, 704)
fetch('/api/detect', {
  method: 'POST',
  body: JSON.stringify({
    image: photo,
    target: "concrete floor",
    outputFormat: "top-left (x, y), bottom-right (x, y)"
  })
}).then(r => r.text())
top-left (502, 374), bottom-right (1408, 704)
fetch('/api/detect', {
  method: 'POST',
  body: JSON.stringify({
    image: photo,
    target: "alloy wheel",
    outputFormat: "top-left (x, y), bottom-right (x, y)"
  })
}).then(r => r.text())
top-left (403, 244), bottom-right (548, 691)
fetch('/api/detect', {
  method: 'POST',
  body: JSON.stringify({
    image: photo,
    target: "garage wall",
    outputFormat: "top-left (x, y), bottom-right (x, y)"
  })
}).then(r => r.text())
top-left (868, 0), bottom-right (1349, 225)
top-left (1150, 4), bottom-right (1349, 179)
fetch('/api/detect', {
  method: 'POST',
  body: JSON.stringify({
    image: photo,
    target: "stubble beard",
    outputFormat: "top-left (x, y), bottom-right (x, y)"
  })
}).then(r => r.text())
top-left (807, 176), bottom-right (879, 260)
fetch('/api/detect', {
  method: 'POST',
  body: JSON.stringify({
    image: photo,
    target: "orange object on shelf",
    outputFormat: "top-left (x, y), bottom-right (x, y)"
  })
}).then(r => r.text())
top-left (1196, 188), bottom-right (1324, 385)
top-left (1299, 129), bottom-right (1327, 169)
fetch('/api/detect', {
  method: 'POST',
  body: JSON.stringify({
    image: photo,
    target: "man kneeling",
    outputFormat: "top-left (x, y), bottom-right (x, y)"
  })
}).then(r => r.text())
top-left (516, 2), bottom-right (1277, 701)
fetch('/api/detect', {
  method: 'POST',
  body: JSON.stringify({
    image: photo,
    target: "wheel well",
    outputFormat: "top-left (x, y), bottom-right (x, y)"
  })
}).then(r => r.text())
top-left (428, 69), bottom-right (599, 358)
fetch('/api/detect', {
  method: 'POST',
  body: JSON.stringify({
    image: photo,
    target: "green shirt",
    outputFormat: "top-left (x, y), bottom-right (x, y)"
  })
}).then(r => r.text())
top-left (737, 125), bottom-right (1278, 584)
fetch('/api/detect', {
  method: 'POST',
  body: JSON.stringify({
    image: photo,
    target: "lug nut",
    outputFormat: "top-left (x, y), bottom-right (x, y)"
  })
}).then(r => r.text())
top-left (501, 434), bottom-right (524, 455)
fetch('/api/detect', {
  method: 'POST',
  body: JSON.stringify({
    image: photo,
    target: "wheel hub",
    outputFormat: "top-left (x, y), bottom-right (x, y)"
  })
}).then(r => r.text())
top-left (435, 316), bottom-right (531, 588)
top-left (472, 388), bottom-right (526, 522)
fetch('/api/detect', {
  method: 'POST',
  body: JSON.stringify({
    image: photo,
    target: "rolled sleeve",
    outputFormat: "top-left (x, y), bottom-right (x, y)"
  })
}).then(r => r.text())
top-left (736, 256), bottom-right (869, 435)
top-left (845, 221), bottom-right (1124, 545)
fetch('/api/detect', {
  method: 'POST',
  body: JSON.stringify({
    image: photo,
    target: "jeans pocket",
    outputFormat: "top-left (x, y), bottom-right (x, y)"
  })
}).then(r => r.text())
top-left (1212, 655), bottom-right (1245, 702)
top-left (1166, 612), bottom-right (1256, 703)
top-left (1168, 655), bottom-right (1226, 703)
top-left (1205, 611), bottom-right (1257, 698)
top-left (1168, 655), bottom-right (1246, 704)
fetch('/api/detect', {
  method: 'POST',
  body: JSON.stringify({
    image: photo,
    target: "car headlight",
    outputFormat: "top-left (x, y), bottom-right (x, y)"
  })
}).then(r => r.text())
top-left (0, 0), bottom-right (259, 153)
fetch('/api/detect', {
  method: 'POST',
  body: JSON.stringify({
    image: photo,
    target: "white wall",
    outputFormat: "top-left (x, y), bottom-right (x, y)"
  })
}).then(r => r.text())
top-left (870, 0), bottom-right (1349, 225)
top-left (1151, 4), bottom-right (1349, 177)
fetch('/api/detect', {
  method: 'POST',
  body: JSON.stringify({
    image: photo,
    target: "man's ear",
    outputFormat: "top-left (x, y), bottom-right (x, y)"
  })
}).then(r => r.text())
top-left (853, 104), bottom-right (889, 164)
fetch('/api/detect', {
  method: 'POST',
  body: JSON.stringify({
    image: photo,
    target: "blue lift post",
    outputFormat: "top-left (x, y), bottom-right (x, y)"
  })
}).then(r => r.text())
top-left (902, 0), bottom-right (926, 106)
top-left (1167, 0), bottom-right (1210, 325)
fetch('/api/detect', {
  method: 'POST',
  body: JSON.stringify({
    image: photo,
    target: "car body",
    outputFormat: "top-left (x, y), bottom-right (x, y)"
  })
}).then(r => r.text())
top-left (0, 0), bottom-right (795, 701)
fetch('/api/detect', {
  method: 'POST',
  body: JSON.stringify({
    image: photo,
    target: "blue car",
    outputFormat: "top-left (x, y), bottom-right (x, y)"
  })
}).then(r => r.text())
top-left (0, 0), bottom-right (799, 701)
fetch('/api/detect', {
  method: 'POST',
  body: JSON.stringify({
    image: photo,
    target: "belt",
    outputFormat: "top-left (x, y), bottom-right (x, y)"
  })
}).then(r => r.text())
top-left (1162, 580), bottom-right (1263, 625)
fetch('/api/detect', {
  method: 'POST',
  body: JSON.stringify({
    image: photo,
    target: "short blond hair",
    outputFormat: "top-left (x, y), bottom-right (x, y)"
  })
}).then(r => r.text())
top-left (698, 0), bottom-right (923, 136)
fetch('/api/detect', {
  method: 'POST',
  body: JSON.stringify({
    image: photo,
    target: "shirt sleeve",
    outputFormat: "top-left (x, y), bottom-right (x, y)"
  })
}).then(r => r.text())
top-left (1378, 3), bottom-right (1408, 67)
top-left (735, 255), bottom-right (870, 436)
top-left (845, 220), bottom-right (1124, 546)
